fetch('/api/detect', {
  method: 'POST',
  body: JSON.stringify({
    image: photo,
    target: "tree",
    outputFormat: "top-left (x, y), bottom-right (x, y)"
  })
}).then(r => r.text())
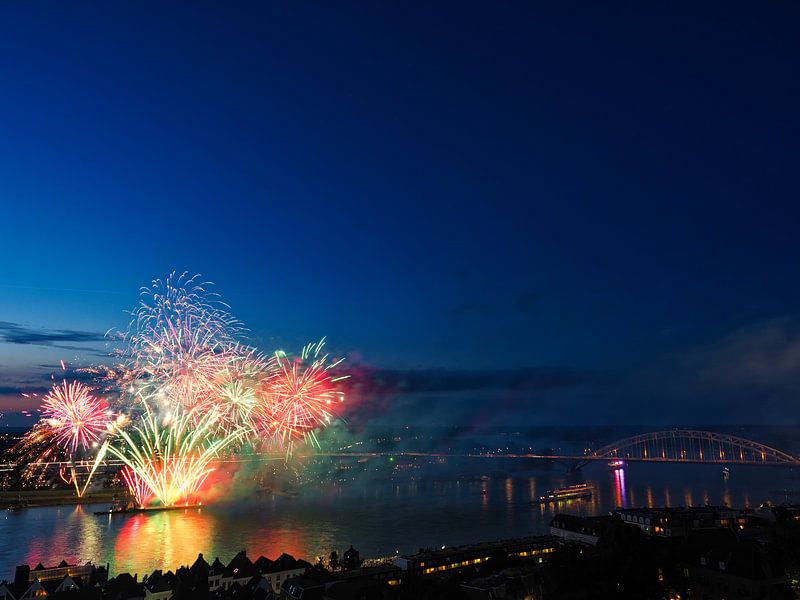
top-left (329, 551), bottom-right (339, 571)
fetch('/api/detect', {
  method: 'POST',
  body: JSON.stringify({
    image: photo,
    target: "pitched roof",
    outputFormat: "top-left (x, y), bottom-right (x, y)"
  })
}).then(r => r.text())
top-left (144, 570), bottom-right (176, 593)
top-left (191, 553), bottom-right (209, 570)
top-left (265, 553), bottom-right (307, 573)
top-left (253, 556), bottom-right (273, 573)
top-left (226, 551), bottom-right (256, 578)
top-left (211, 557), bottom-right (226, 574)
top-left (103, 572), bottom-right (145, 599)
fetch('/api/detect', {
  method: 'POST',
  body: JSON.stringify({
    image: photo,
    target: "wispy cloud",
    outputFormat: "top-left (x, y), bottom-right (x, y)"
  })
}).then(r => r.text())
top-left (349, 366), bottom-right (596, 396)
top-left (0, 321), bottom-right (105, 348)
top-left (0, 385), bottom-right (49, 395)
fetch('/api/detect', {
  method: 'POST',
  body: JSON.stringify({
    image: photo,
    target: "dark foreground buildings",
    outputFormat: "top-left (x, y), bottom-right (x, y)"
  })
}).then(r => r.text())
top-left (2, 503), bottom-right (799, 600)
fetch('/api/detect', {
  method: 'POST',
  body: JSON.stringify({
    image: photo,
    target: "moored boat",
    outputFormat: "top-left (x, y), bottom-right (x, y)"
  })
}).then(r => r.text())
top-left (94, 503), bottom-right (203, 516)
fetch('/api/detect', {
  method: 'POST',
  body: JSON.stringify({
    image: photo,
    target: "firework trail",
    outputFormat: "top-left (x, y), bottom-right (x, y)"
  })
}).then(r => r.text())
top-left (8, 273), bottom-right (351, 507)
top-left (253, 338), bottom-right (348, 452)
top-left (211, 347), bottom-right (275, 439)
top-left (7, 422), bottom-right (64, 488)
top-left (105, 402), bottom-right (239, 506)
top-left (12, 379), bottom-right (111, 496)
top-left (119, 272), bottom-right (248, 416)
top-left (120, 467), bottom-right (153, 508)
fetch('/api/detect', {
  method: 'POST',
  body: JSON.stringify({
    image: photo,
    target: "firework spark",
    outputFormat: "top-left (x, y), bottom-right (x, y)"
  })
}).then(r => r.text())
top-left (105, 402), bottom-right (238, 507)
top-left (253, 338), bottom-right (348, 451)
top-left (9, 273), bottom-right (351, 507)
top-left (41, 380), bottom-right (109, 454)
top-left (120, 272), bottom-right (246, 414)
top-left (120, 467), bottom-right (153, 508)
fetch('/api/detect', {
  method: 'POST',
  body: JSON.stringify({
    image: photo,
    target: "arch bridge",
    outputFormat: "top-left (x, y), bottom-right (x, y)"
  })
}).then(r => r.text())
top-left (571, 429), bottom-right (800, 469)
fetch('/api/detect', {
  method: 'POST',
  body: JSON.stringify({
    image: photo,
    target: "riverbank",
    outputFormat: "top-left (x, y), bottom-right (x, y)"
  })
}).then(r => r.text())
top-left (0, 489), bottom-right (124, 509)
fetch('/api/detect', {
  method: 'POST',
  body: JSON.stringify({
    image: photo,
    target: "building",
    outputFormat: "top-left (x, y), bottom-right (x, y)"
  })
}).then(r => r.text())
top-left (615, 506), bottom-right (742, 537)
top-left (101, 572), bottom-right (144, 600)
top-left (673, 530), bottom-right (795, 600)
top-left (141, 570), bottom-right (176, 600)
top-left (393, 535), bottom-right (556, 577)
top-left (0, 561), bottom-right (108, 600)
top-left (256, 554), bottom-right (310, 593)
top-left (335, 564), bottom-right (401, 587)
top-left (340, 547), bottom-right (362, 571)
top-left (14, 562), bottom-right (107, 587)
top-left (549, 514), bottom-right (618, 546)
top-left (280, 564), bottom-right (402, 600)
top-left (221, 550), bottom-right (259, 590)
top-left (280, 571), bottom-right (334, 600)
top-left (460, 569), bottom-right (538, 600)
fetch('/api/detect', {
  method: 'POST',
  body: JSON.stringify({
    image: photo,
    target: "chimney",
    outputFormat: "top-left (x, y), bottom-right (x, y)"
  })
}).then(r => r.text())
top-left (14, 565), bottom-right (30, 589)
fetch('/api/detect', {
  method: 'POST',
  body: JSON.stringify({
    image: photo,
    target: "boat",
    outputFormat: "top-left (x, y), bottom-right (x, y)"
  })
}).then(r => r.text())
top-left (94, 503), bottom-right (203, 516)
top-left (537, 483), bottom-right (592, 503)
top-left (608, 459), bottom-right (625, 469)
top-left (722, 467), bottom-right (730, 482)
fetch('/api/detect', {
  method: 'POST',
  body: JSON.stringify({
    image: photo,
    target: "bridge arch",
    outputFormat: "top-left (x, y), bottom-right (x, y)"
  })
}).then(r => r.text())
top-left (587, 429), bottom-right (798, 466)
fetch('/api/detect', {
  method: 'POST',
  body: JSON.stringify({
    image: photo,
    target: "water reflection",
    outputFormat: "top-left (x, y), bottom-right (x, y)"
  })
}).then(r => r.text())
top-left (113, 510), bottom-right (213, 575)
top-left (1, 462), bottom-right (794, 578)
top-left (612, 468), bottom-right (627, 509)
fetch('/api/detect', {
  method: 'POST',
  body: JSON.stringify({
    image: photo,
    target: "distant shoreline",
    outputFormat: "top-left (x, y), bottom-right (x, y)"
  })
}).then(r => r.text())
top-left (0, 489), bottom-right (123, 510)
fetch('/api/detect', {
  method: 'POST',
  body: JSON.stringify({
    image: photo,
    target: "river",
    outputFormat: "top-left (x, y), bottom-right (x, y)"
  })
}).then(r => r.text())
top-left (1, 458), bottom-right (797, 579)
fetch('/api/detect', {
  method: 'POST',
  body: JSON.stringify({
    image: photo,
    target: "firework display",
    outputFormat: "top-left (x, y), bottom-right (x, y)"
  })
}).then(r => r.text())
top-left (10, 272), bottom-right (349, 507)
top-left (105, 402), bottom-right (236, 507)
top-left (41, 380), bottom-right (109, 454)
top-left (254, 340), bottom-right (347, 452)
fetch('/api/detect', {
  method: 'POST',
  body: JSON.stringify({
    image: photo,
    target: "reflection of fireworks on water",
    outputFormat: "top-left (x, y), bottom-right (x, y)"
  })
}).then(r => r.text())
top-left (254, 338), bottom-right (348, 451)
top-left (105, 402), bottom-right (238, 507)
top-left (41, 380), bottom-right (109, 453)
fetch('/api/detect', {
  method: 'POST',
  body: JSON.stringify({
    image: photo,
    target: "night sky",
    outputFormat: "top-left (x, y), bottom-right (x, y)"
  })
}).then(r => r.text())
top-left (1, 3), bottom-right (799, 425)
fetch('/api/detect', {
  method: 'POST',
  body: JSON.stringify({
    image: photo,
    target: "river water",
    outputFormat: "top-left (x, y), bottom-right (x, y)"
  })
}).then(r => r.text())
top-left (1, 458), bottom-right (798, 579)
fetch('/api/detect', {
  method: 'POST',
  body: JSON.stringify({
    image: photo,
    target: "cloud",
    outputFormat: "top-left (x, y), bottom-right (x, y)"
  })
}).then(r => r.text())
top-left (340, 365), bottom-right (600, 425)
top-left (687, 318), bottom-right (800, 389)
top-left (350, 366), bottom-right (595, 395)
top-left (0, 385), bottom-right (49, 395)
top-left (0, 321), bottom-right (105, 348)
top-left (605, 317), bottom-right (800, 425)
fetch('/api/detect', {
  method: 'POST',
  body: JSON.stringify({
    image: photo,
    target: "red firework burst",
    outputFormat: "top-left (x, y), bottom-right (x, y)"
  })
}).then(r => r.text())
top-left (253, 339), bottom-right (347, 449)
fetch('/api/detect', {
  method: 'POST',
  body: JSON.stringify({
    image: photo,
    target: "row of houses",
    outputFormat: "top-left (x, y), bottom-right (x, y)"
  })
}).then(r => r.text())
top-left (4, 505), bottom-right (799, 600)
top-left (0, 551), bottom-right (310, 600)
top-left (551, 503), bottom-right (800, 544)
top-left (0, 535), bottom-right (561, 600)
top-left (0, 561), bottom-right (108, 599)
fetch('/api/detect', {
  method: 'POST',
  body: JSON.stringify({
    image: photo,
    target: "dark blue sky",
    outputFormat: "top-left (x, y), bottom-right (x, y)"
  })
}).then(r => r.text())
top-left (1, 3), bottom-right (799, 424)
